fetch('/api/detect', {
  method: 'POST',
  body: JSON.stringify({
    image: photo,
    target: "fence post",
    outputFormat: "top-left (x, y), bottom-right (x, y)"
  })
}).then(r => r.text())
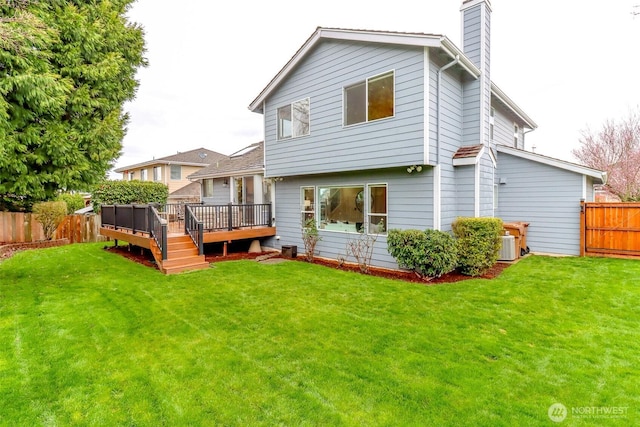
top-left (579, 199), bottom-right (586, 257)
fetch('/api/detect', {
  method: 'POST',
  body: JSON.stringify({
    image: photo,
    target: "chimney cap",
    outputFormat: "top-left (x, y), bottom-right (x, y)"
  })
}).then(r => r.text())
top-left (461, 0), bottom-right (492, 12)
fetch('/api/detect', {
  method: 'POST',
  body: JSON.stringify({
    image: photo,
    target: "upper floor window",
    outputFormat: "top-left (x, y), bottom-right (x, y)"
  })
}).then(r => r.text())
top-left (153, 166), bottom-right (162, 182)
top-left (140, 169), bottom-right (147, 181)
top-left (514, 124), bottom-right (519, 147)
top-left (344, 70), bottom-right (394, 126)
top-left (170, 165), bottom-right (181, 180)
top-left (278, 98), bottom-right (310, 140)
top-left (128, 171), bottom-right (134, 181)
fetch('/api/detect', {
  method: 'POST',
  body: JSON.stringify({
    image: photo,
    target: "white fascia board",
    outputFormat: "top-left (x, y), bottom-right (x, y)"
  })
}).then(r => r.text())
top-left (496, 145), bottom-right (606, 181)
top-left (440, 37), bottom-right (481, 79)
top-left (460, 0), bottom-right (493, 12)
top-left (491, 83), bottom-right (538, 129)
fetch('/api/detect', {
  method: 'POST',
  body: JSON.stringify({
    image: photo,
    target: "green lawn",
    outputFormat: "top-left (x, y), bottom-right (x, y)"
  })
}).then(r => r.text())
top-left (0, 243), bottom-right (639, 426)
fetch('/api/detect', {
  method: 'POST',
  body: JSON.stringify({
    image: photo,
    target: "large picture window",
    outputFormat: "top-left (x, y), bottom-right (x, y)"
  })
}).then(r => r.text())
top-left (318, 186), bottom-right (364, 233)
top-left (278, 98), bottom-right (310, 140)
top-left (344, 71), bottom-right (394, 126)
top-left (302, 184), bottom-right (388, 234)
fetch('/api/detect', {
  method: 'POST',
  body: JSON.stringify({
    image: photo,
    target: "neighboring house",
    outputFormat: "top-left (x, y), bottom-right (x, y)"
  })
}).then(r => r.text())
top-left (248, 0), bottom-right (605, 269)
top-left (187, 142), bottom-right (271, 207)
top-left (114, 148), bottom-right (227, 203)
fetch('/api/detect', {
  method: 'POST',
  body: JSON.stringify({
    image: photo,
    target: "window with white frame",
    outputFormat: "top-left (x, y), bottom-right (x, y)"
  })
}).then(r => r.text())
top-left (203, 179), bottom-right (214, 197)
top-left (318, 186), bottom-right (364, 232)
top-left (367, 184), bottom-right (387, 234)
top-left (514, 124), bottom-right (519, 147)
top-left (128, 171), bottom-right (134, 181)
top-left (301, 187), bottom-right (315, 226)
top-left (344, 71), bottom-right (394, 126)
top-left (170, 165), bottom-right (181, 180)
top-left (153, 166), bottom-right (162, 182)
top-left (140, 169), bottom-right (147, 181)
top-left (278, 98), bottom-right (310, 140)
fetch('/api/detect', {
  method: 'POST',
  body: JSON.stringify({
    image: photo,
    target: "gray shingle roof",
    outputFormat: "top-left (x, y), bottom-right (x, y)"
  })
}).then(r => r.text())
top-left (114, 148), bottom-right (227, 172)
top-left (188, 142), bottom-right (264, 179)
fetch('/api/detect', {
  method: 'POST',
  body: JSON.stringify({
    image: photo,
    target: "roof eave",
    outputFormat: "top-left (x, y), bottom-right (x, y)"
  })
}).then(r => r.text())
top-left (248, 28), bottom-right (476, 113)
top-left (491, 83), bottom-right (538, 129)
top-left (496, 145), bottom-right (605, 182)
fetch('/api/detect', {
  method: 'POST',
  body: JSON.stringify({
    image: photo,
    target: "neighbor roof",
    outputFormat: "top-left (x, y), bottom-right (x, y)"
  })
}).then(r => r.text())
top-left (248, 26), bottom-right (534, 129)
top-left (188, 142), bottom-right (264, 180)
top-left (114, 148), bottom-right (227, 173)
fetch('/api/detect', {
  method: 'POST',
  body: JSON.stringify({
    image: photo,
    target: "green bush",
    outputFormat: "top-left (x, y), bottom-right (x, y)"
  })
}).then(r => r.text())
top-left (56, 193), bottom-right (86, 214)
top-left (91, 180), bottom-right (168, 212)
top-left (33, 201), bottom-right (68, 240)
top-left (451, 217), bottom-right (503, 276)
top-left (387, 229), bottom-right (458, 278)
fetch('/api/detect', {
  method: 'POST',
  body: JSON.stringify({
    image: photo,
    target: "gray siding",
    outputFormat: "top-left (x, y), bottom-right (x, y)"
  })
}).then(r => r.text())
top-left (479, 152), bottom-right (495, 216)
top-left (456, 165), bottom-right (475, 217)
top-left (264, 40), bottom-right (427, 177)
top-left (201, 178), bottom-right (232, 205)
top-left (496, 152), bottom-right (585, 255)
top-left (265, 168), bottom-right (434, 270)
top-left (492, 102), bottom-right (525, 150)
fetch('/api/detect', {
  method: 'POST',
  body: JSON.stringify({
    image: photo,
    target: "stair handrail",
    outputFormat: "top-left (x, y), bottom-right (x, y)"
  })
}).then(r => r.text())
top-left (149, 205), bottom-right (168, 260)
top-left (185, 205), bottom-right (204, 255)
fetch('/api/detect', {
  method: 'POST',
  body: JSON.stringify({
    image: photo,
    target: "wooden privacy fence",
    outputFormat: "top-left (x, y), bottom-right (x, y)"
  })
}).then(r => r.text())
top-left (0, 212), bottom-right (105, 244)
top-left (580, 201), bottom-right (640, 258)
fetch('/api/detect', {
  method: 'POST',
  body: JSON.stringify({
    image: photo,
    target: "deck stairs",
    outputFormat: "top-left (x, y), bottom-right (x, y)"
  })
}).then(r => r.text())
top-left (150, 235), bottom-right (209, 274)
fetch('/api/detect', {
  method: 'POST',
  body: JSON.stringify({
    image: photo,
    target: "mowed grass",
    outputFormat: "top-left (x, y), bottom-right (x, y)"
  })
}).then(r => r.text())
top-left (0, 243), bottom-right (639, 426)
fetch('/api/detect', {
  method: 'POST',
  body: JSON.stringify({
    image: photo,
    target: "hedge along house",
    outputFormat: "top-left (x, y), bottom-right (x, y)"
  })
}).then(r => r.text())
top-left (249, 0), bottom-right (605, 269)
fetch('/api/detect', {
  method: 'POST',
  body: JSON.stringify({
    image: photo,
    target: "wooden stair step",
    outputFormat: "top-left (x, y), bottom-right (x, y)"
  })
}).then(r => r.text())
top-left (167, 247), bottom-right (199, 259)
top-left (161, 254), bottom-right (206, 269)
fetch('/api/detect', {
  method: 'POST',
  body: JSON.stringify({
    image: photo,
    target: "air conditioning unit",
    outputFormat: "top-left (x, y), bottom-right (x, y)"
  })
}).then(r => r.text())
top-left (498, 235), bottom-right (516, 261)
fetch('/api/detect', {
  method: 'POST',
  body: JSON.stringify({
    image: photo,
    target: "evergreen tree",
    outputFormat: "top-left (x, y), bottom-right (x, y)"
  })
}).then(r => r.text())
top-left (0, 0), bottom-right (146, 210)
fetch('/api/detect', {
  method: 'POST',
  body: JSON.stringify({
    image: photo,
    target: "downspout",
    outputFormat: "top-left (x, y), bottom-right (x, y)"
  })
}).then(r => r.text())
top-left (437, 55), bottom-right (460, 164)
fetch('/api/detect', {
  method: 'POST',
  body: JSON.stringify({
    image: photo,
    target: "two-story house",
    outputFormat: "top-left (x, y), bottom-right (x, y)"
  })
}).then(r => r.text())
top-left (249, 0), bottom-right (605, 269)
top-left (114, 148), bottom-right (227, 203)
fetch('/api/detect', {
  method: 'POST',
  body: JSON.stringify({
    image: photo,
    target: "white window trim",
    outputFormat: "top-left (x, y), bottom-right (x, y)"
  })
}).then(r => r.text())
top-left (366, 183), bottom-right (388, 235)
top-left (300, 186), bottom-right (316, 227)
top-left (277, 97), bottom-right (310, 140)
top-left (343, 69), bottom-right (396, 127)
top-left (170, 164), bottom-right (181, 180)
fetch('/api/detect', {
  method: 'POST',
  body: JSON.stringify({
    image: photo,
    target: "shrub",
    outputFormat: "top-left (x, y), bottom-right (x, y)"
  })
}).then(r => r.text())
top-left (346, 232), bottom-right (378, 274)
top-left (33, 201), bottom-right (68, 240)
top-left (91, 180), bottom-right (168, 212)
top-left (56, 193), bottom-right (85, 214)
top-left (302, 218), bottom-right (322, 262)
top-left (387, 229), bottom-right (458, 278)
top-left (451, 217), bottom-right (503, 276)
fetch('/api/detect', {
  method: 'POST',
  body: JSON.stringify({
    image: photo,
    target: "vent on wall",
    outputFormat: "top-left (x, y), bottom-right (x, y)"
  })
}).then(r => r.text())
top-left (498, 235), bottom-right (516, 261)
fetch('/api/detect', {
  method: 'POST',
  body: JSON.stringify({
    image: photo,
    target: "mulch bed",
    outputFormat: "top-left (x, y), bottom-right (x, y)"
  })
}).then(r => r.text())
top-left (103, 244), bottom-right (511, 284)
top-left (0, 239), bottom-right (70, 260)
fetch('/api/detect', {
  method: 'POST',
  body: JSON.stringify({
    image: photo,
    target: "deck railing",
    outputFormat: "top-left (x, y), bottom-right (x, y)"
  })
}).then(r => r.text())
top-left (101, 203), bottom-right (272, 235)
top-left (184, 205), bottom-right (204, 255)
top-left (101, 204), bottom-right (149, 234)
top-left (188, 203), bottom-right (272, 231)
top-left (148, 206), bottom-right (168, 260)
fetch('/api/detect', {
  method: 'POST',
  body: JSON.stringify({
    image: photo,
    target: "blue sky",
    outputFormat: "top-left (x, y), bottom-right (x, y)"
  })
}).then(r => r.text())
top-left (114, 0), bottom-right (640, 175)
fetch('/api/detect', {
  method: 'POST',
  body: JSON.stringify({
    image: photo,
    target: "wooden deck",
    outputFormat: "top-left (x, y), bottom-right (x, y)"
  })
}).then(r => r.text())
top-left (100, 225), bottom-right (276, 274)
